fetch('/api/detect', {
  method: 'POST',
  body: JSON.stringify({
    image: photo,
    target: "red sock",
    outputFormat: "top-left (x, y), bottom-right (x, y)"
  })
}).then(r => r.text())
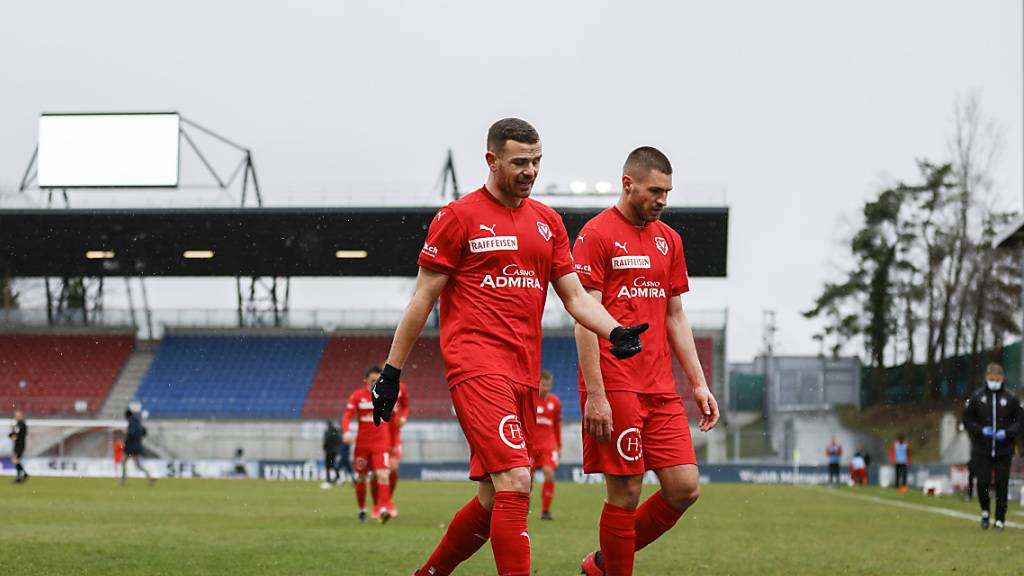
top-left (370, 477), bottom-right (379, 503)
top-left (355, 482), bottom-right (367, 510)
top-left (390, 469), bottom-right (399, 494)
top-left (541, 480), bottom-right (555, 513)
top-left (376, 482), bottom-right (392, 511)
top-left (418, 497), bottom-right (492, 576)
top-left (600, 502), bottom-right (636, 576)
top-left (634, 491), bottom-right (683, 552)
top-left (490, 491), bottom-right (531, 576)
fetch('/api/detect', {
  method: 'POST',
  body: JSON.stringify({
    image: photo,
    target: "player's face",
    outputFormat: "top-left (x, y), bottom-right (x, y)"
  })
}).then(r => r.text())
top-left (539, 377), bottom-right (552, 397)
top-left (623, 169), bottom-right (672, 222)
top-left (487, 140), bottom-right (542, 199)
top-left (365, 372), bottom-right (380, 390)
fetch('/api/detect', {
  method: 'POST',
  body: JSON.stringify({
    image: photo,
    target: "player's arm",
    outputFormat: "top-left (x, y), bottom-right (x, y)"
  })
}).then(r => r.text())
top-left (961, 399), bottom-right (982, 437)
top-left (555, 273), bottom-right (647, 358)
top-left (386, 268), bottom-right (449, 369)
top-left (574, 288), bottom-right (614, 444)
top-left (341, 398), bottom-right (355, 445)
top-left (372, 267), bottom-right (449, 424)
top-left (666, 295), bottom-right (719, 432)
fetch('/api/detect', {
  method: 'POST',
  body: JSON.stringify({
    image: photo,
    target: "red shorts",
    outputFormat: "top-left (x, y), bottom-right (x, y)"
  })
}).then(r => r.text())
top-left (451, 374), bottom-right (537, 481)
top-left (581, 390), bottom-right (696, 475)
top-left (531, 445), bottom-right (560, 470)
top-left (353, 447), bottom-right (390, 474)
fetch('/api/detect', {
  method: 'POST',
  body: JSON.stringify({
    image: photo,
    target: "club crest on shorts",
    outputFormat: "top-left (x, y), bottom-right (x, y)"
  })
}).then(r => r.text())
top-left (499, 414), bottom-right (526, 449)
top-left (536, 221), bottom-right (553, 242)
top-left (616, 427), bottom-right (643, 462)
top-left (655, 237), bottom-right (669, 256)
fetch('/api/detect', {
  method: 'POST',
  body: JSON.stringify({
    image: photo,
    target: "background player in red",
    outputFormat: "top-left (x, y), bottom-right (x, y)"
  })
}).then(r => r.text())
top-left (342, 365), bottom-right (394, 524)
top-left (372, 375), bottom-right (408, 517)
top-left (575, 147), bottom-right (720, 576)
top-left (369, 118), bottom-right (648, 576)
top-left (532, 369), bottom-right (561, 520)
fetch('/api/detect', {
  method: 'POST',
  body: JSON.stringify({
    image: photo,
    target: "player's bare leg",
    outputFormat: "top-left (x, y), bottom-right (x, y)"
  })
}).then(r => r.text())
top-left (540, 465), bottom-right (556, 520)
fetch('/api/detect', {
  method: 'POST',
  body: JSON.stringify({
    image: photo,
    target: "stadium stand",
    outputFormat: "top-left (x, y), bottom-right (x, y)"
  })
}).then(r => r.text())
top-left (0, 333), bottom-right (135, 416)
top-left (303, 334), bottom-right (449, 420)
top-left (134, 334), bottom-right (327, 419)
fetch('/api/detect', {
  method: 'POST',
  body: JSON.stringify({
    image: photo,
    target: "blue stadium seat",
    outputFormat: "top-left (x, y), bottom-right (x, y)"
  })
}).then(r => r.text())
top-left (134, 335), bottom-right (328, 419)
top-left (542, 335), bottom-right (581, 419)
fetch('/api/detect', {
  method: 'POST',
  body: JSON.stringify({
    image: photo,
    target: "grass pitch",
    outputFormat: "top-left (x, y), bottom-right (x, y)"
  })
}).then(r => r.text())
top-left (0, 477), bottom-right (1020, 575)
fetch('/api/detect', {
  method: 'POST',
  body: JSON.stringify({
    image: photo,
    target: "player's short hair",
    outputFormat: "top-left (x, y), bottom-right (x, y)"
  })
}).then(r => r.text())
top-left (540, 369), bottom-right (553, 382)
top-left (487, 118), bottom-right (540, 155)
top-left (986, 362), bottom-right (1004, 375)
top-left (365, 364), bottom-right (382, 378)
top-left (623, 146), bottom-right (673, 177)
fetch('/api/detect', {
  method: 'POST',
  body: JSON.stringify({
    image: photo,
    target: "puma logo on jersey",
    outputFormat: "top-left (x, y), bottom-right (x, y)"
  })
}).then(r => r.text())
top-left (479, 224), bottom-right (498, 236)
top-left (614, 241), bottom-right (628, 253)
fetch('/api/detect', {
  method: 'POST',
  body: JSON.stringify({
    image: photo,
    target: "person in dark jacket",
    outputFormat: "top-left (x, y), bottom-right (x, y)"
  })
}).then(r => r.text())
top-left (961, 363), bottom-right (1023, 531)
top-left (8, 410), bottom-right (28, 483)
top-left (323, 420), bottom-right (343, 485)
top-left (121, 408), bottom-right (155, 486)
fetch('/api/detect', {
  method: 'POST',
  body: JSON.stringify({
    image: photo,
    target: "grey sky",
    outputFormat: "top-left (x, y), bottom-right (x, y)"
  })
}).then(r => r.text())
top-left (1, 1), bottom-right (1021, 361)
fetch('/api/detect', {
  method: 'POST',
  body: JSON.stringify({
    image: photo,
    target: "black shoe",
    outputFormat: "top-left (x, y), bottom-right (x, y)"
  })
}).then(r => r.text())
top-left (541, 511), bottom-right (553, 521)
top-left (981, 514), bottom-right (990, 530)
top-left (359, 510), bottom-right (367, 524)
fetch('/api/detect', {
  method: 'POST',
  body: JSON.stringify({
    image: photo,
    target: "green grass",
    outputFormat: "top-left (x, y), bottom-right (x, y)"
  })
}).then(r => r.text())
top-left (0, 478), bottom-right (1020, 575)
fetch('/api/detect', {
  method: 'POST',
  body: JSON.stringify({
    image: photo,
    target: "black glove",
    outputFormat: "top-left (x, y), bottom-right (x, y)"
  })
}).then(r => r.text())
top-left (609, 323), bottom-right (649, 359)
top-left (372, 364), bottom-right (401, 426)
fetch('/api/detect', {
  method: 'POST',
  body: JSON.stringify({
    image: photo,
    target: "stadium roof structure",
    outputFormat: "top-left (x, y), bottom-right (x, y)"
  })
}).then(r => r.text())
top-left (0, 206), bottom-right (728, 278)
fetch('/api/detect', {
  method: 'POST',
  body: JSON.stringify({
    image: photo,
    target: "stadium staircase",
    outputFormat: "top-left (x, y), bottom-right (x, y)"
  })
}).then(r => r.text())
top-left (99, 339), bottom-right (160, 419)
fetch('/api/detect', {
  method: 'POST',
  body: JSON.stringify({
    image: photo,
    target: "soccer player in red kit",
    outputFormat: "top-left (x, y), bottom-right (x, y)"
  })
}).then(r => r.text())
top-left (370, 118), bottom-right (649, 576)
top-left (342, 365), bottom-right (394, 524)
top-left (575, 147), bottom-right (720, 576)
top-left (371, 378), bottom-right (408, 518)
top-left (532, 369), bottom-right (562, 520)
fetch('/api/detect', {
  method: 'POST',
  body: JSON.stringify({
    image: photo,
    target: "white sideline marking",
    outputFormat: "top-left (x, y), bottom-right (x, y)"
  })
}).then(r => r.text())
top-left (806, 486), bottom-right (1023, 529)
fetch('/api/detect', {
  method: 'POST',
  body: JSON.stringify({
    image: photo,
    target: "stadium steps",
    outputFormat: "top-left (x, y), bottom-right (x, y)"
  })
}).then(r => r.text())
top-left (98, 339), bottom-right (160, 419)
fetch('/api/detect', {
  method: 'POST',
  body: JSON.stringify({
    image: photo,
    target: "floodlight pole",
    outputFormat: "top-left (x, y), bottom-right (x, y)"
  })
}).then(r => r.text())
top-left (437, 149), bottom-right (460, 201)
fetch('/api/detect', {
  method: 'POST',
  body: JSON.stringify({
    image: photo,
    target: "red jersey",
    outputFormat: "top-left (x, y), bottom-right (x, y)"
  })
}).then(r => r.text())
top-left (342, 387), bottom-right (392, 451)
top-left (418, 187), bottom-right (575, 389)
top-left (388, 381), bottom-right (410, 440)
top-left (572, 206), bottom-right (689, 394)
top-left (534, 392), bottom-right (562, 450)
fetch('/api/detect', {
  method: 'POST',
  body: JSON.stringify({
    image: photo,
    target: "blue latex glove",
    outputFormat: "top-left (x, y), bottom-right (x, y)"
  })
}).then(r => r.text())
top-left (994, 429), bottom-right (1007, 442)
top-left (981, 426), bottom-right (994, 438)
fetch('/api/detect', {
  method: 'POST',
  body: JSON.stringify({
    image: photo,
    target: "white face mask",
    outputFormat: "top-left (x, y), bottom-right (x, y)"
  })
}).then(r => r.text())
top-left (986, 379), bottom-right (1003, 392)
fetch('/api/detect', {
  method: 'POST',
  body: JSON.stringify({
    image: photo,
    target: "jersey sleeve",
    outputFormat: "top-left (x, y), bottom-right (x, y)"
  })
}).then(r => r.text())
top-left (572, 226), bottom-right (608, 292)
top-left (549, 213), bottom-right (575, 280)
top-left (418, 205), bottom-right (466, 275)
top-left (670, 228), bottom-right (690, 296)
top-left (398, 383), bottom-right (411, 421)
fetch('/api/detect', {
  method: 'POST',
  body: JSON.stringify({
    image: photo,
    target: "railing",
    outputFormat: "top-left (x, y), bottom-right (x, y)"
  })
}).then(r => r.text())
top-left (1, 306), bottom-right (729, 335)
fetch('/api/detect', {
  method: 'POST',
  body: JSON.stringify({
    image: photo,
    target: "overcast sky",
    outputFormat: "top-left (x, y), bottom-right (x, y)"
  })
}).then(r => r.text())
top-left (0, 1), bottom-right (1021, 362)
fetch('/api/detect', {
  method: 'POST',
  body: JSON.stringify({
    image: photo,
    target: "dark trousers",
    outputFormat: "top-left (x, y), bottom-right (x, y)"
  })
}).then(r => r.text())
top-left (338, 444), bottom-right (354, 478)
top-left (976, 454), bottom-right (1012, 522)
top-left (828, 462), bottom-right (840, 484)
top-left (894, 464), bottom-right (908, 488)
top-left (966, 462), bottom-right (976, 499)
top-left (325, 452), bottom-right (338, 483)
